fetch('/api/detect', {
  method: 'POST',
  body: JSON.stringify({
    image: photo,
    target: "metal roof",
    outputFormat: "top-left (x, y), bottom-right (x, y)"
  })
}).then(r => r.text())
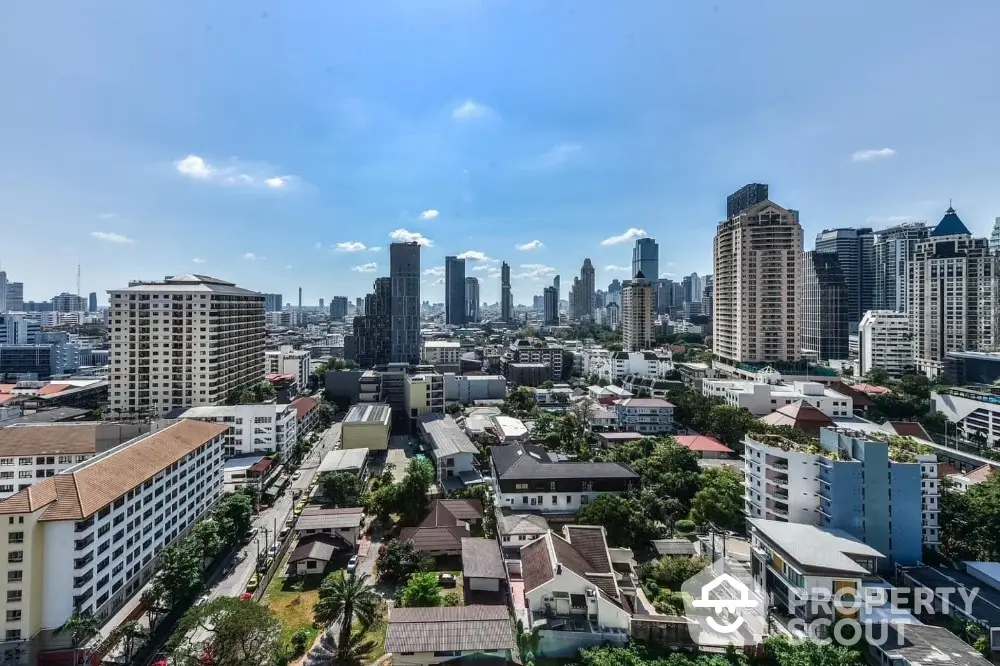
top-left (748, 519), bottom-right (883, 574)
top-left (343, 403), bottom-right (391, 425)
top-left (461, 538), bottom-right (506, 579)
top-left (318, 448), bottom-right (368, 474)
top-left (385, 606), bottom-right (516, 655)
top-left (419, 414), bottom-right (478, 457)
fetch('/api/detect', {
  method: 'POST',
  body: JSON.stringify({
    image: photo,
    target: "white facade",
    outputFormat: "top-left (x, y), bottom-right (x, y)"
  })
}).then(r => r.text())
top-left (589, 350), bottom-right (673, 383)
top-left (443, 374), bottom-right (506, 404)
top-left (613, 398), bottom-right (675, 435)
top-left (0, 421), bottom-right (226, 657)
top-left (421, 341), bottom-right (462, 366)
top-left (701, 379), bottom-right (854, 417)
top-left (0, 452), bottom-right (92, 500)
top-left (491, 416), bottom-right (529, 443)
top-left (168, 403), bottom-right (298, 459)
top-left (264, 345), bottom-right (311, 394)
top-left (858, 310), bottom-right (914, 377)
top-left (533, 386), bottom-right (574, 406)
top-left (108, 274), bottom-right (265, 417)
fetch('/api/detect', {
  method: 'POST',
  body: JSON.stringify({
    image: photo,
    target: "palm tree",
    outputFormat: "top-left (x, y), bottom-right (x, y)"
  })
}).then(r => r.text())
top-left (305, 627), bottom-right (377, 666)
top-left (313, 571), bottom-right (379, 664)
top-left (56, 608), bottom-right (99, 666)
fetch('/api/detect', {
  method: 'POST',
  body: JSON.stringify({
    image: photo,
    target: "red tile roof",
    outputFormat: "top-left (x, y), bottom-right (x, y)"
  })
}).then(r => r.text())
top-left (884, 421), bottom-right (932, 441)
top-left (249, 458), bottom-right (275, 474)
top-left (674, 435), bottom-right (734, 454)
top-left (37, 384), bottom-right (71, 396)
top-left (850, 383), bottom-right (890, 395)
top-left (0, 384), bottom-right (16, 394)
top-left (758, 400), bottom-right (833, 433)
top-left (291, 396), bottom-right (319, 419)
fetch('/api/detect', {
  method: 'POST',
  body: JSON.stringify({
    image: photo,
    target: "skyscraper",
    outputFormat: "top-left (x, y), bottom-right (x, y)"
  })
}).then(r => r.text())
top-left (390, 242), bottom-right (421, 363)
top-left (444, 256), bottom-right (466, 326)
top-left (264, 293), bottom-right (284, 312)
top-left (799, 251), bottom-right (849, 361)
top-left (543, 286), bottom-right (559, 326)
top-left (909, 207), bottom-right (998, 376)
top-left (726, 183), bottom-right (769, 219)
top-left (88, 292), bottom-right (98, 312)
top-left (631, 238), bottom-right (659, 281)
top-left (354, 278), bottom-right (391, 367)
top-left (0, 271), bottom-right (7, 312)
top-left (330, 296), bottom-right (348, 319)
top-left (872, 223), bottom-right (929, 313)
top-left (553, 275), bottom-right (560, 305)
top-left (465, 277), bottom-right (480, 323)
top-left (51, 292), bottom-right (87, 312)
top-left (992, 218), bottom-right (1000, 251)
top-left (621, 272), bottom-right (654, 351)
top-left (500, 262), bottom-right (513, 323)
top-left (574, 258), bottom-right (595, 321)
top-left (814, 227), bottom-right (876, 330)
top-left (682, 273), bottom-right (704, 304)
top-left (4, 282), bottom-right (23, 312)
top-left (319, 298), bottom-right (324, 310)
top-left (714, 187), bottom-right (803, 366)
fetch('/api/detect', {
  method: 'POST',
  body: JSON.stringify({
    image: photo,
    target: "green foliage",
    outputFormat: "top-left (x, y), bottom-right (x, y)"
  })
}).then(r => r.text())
top-left (313, 571), bottom-right (380, 664)
top-left (576, 643), bottom-right (742, 666)
top-left (399, 572), bottom-right (444, 607)
top-left (690, 467), bottom-right (745, 532)
top-left (289, 628), bottom-right (310, 657)
top-left (668, 387), bottom-right (725, 433)
top-left (501, 387), bottom-right (538, 418)
top-left (706, 405), bottom-right (754, 451)
top-left (448, 484), bottom-right (498, 537)
top-left (763, 634), bottom-right (865, 666)
top-left (234, 380), bottom-right (278, 404)
top-left (189, 519), bottom-right (223, 560)
top-left (56, 608), bottom-right (100, 665)
top-left (638, 555), bottom-right (709, 592)
top-left (940, 472), bottom-right (1000, 562)
top-left (318, 471), bottom-right (361, 508)
top-left (446, 403), bottom-right (463, 416)
top-left (158, 540), bottom-right (204, 606)
top-left (630, 439), bottom-right (703, 506)
top-left (366, 457), bottom-right (434, 526)
top-left (443, 592), bottom-right (462, 606)
top-left (214, 492), bottom-right (255, 544)
top-left (375, 539), bottom-right (425, 583)
top-left (675, 519), bottom-right (696, 534)
top-left (171, 597), bottom-right (283, 666)
top-left (314, 401), bottom-right (336, 429)
top-left (576, 494), bottom-right (660, 548)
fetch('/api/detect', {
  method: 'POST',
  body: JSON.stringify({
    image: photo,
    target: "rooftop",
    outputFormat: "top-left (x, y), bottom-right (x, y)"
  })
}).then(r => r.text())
top-left (491, 415), bottom-right (528, 438)
top-left (462, 538), bottom-right (506, 579)
top-left (290, 396), bottom-right (319, 418)
top-left (296, 506), bottom-right (364, 531)
top-left (491, 444), bottom-right (638, 481)
top-left (674, 435), bottom-right (734, 454)
top-left (521, 526), bottom-right (623, 607)
top-left (0, 423), bottom-right (101, 457)
top-left (424, 341), bottom-right (461, 348)
top-left (616, 397), bottom-right (675, 408)
top-left (496, 508), bottom-right (549, 536)
top-left (749, 518), bottom-right (883, 574)
top-left (317, 448), bottom-right (369, 474)
top-left (880, 623), bottom-right (992, 666)
top-left (385, 606), bottom-right (516, 655)
top-left (0, 420), bottom-right (227, 521)
top-left (930, 206), bottom-right (972, 237)
top-left (419, 414), bottom-right (479, 457)
top-left (288, 533), bottom-right (349, 563)
top-left (112, 274), bottom-right (261, 296)
top-left (343, 403), bottom-right (391, 425)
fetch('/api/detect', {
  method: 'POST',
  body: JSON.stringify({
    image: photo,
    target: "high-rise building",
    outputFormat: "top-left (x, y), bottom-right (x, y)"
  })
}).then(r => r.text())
top-left (631, 238), bottom-right (658, 281)
top-left (543, 286), bottom-right (559, 326)
top-left (330, 296), bottom-right (348, 320)
top-left (553, 275), bottom-right (560, 305)
top-left (465, 277), bottom-right (480, 323)
top-left (51, 292), bottom-right (87, 312)
top-left (682, 273), bottom-right (704, 304)
top-left (500, 262), bottom-right (513, 323)
top-left (621, 272), bottom-right (654, 351)
top-left (799, 251), bottom-right (849, 361)
top-left (572, 259), bottom-right (595, 321)
top-left (107, 274), bottom-right (265, 417)
top-left (319, 298), bottom-right (324, 310)
top-left (713, 188), bottom-right (803, 366)
top-left (859, 311), bottom-right (914, 377)
top-left (814, 227), bottom-right (875, 330)
top-left (702, 276), bottom-right (715, 319)
top-left (355, 297), bottom-right (363, 312)
top-left (88, 291), bottom-right (98, 312)
top-left (608, 279), bottom-right (621, 294)
top-left (726, 183), bottom-right (769, 219)
top-left (390, 242), bottom-right (421, 364)
top-left (0, 270), bottom-right (7, 312)
top-left (264, 293), bottom-right (284, 312)
top-left (354, 277), bottom-right (391, 368)
top-left (298, 287), bottom-right (303, 311)
top-left (444, 256), bottom-right (466, 326)
top-left (992, 217), bottom-right (1000, 251)
top-left (5, 282), bottom-right (23, 312)
top-left (908, 207), bottom-right (998, 376)
top-left (872, 223), bottom-right (929, 313)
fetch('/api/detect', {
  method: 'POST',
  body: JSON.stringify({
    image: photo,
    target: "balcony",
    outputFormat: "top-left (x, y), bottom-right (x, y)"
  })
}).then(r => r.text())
top-left (75, 534), bottom-right (95, 550)
top-left (74, 518), bottom-right (95, 533)
top-left (74, 552), bottom-right (94, 569)
top-left (73, 570), bottom-right (94, 589)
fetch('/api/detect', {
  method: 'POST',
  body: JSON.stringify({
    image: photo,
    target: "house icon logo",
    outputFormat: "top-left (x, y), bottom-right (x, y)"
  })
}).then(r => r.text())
top-left (691, 573), bottom-right (759, 634)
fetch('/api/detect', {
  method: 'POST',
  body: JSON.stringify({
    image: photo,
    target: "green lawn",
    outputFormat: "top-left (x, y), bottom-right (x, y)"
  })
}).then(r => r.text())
top-left (262, 564), bottom-right (324, 650)
top-left (355, 615), bottom-right (388, 661)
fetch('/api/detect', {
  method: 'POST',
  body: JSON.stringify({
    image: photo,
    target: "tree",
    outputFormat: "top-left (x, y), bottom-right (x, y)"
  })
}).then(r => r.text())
top-left (763, 635), bottom-right (864, 666)
top-left (502, 387), bottom-right (537, 418)
top-left (865, 367), bottom-right (892, 387)
top-left (690, 467), bottom-right (745, 532)
top-left (638, 555), bottom-right (709, 592)
top-left (446, 403), bottom-right (463, 416)
top-left (632, 439), bottom-right (703, 506)
top-left (375, 539), bottom-right (425, 583)
top-left (56, 609), bottom-right (99, 666)
top-left (214, 492), bottom-right (254, 544)
top-left (516, 619), bottom-right (541, 664)
top-left (158, 540), bottom-right (204, 607)
top-left (399, 571), bottom-right (444, 607)
top-left (172, 597), bottom-right (283, 666)
top-left (315, 401), bottom-right (336, 429)
top-left (540, 380), bottom-right (555, 389)
top-left (142, 581), bottom-right (167, 628)
top-left (189, 519), bottom-right (223, 560)
top-left (313, 572), bottom-right (380, 665)
top-left (940, 472), bottom-right (1000, 562)
top-left (289, 628), bottom-right (310, 657)
top-left (706, 405), bottom-right (754, 450)
top-left (394, 458), bottom-right (435, 526)
top-left (576, 494), bottom-right (659, 548)
top-left (256, 380), bottom-right (277, 402)
top-left (236, 388), bottom-right (257, 405)
top-left (109, 620), bottom-right (146, 664)
top-left (305, 626), bottom-right (376, 666)
top-left (318, 471), bottom-right (361, 508)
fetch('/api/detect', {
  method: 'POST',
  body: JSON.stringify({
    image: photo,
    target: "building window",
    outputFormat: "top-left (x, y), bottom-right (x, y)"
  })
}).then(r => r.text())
top-left (7, 571), bottom-right (22, 584)
top-left (5, 611), bottom-right (21, 623)
top-left (7, 552), bottom-right (22, 564)
top-left (6, 591), bottom-right (21, 603)
top-left (5, 630), bottom-right (21, 641)
top-left (8, 532), bottom-right (23, 544)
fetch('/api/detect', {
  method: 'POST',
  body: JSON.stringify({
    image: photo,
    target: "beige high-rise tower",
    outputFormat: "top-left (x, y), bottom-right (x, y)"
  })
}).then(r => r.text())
top-left (621, 272), bottom-right (654, 351)
top-left (107, 274), bottom-right (265, 417)
top-left (713, 190), bottom-right (803, 367)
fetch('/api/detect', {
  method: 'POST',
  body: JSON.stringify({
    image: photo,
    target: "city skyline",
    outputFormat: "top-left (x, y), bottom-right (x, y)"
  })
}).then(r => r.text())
top-left (4, 2), bottom-right (1000, 301)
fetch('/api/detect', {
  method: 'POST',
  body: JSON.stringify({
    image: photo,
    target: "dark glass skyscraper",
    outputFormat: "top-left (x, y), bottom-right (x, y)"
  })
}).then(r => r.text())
top-left (500, 262), bottom-right (513, 322)
top-left (631, 238), bottom-right (659, 281)
top-left (814, 227), bottom-right (875, 330)
top-left (726, 183), bottom-right (769, 219)
top-left (390, 242), bottom-right (421, 364)
top-left (800, 251), bottom-right (849, 361)
top-left (444, 256), bottom-right (466, 326)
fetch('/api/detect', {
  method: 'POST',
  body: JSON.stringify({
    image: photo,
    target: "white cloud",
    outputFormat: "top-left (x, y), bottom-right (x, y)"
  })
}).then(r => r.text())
top-left (352, 262), bottom-right (378, 273)
top-left (472, 265), bottom-right (492, 272)
top-left (424, 266), bottom-right (445, 277)
top-left (457, 250), bottom-right (489, 261)
top-left (96, 212), bottom-right (119, 220)
top-left (604, 265), bottom-right (631, 273)
top-left (368, 246), bottom-right (383, 252)
top-left (852, 148), bottom-right (896, 162)
top-left (601, 228), bottom-right (648, 246)
top-left (452, 99), bottom-right (494, 120)
top-left (527, 142), bottom-right (583, 170)
top-left (90, 231), bottom-right (134, 244)
top-left (174, 154), bottom-right (297, 189)
top-left (335, 241), bottom-right (367, 252)
top-left (243, 252), bottom-right (257, 260)
top-left (285, 265), bottom-right (292, 269)
top-left (419, 209), bottom-right (439, 221)
top-left (660, 272), bottom-right (677, 279)
top-left (192, 257), bottom-right (206, 264)
top-left (514, 264), bottom-right (557, 279)
top-left (389, 229), bottom-right (433, 246)
top-left (516, 240), bottom-right (544, 251)
top-left (434, 277), bottom-right (445, 285)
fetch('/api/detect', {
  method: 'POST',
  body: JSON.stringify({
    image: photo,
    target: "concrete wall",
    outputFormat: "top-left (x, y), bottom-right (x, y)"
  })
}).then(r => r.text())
top-left (341, 422), bottom-right (389, 451)
top-left (324, 370), bottom-right (362, 405)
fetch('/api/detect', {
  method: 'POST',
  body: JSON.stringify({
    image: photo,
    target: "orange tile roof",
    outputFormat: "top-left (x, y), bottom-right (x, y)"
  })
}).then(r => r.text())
top-left (674, 435), bottom-right (734, 454)
top-left (36, 383), bottom-right (71, 396)
top-left (0, 384), bottom-right (16, 394)
top-left (0, 424), bottom-right (100, 456)
top-left (0, 420), bottom-right (228, 521)
top-left (291, 396), bottom-right (319, 418)
top-left (0, 394), bottom-right (16, 405)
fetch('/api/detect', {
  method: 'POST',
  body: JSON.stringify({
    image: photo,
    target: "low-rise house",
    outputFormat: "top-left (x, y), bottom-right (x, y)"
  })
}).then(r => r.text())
top-left (519, 525), bottom-right (635, 657)
top-left (620, 375), bottom-right (678, 399)
top-left (534, 385), bottom-right (575, 406)
top-left (290, 396), bottom-right (320, 434)
top-left (702, 378), bottom-right (854, 418)
top-left (587, 385), bottom-right (633, 405)
top-left (317, 448), bottom-right (369, 480)
top-left (490, 415), bottom-right (529, 444)
top-left (496, 508), bottom-right (549, 558)
top-left (401, 499), bottom-right (484, 557)
top-left (385, 606), bottom-right (517, 666)
top-left (490, 444), bottom-right (638, 515)
top-left (462, 538), bottom-right (507, 602)
top-left (595, 432), bottom-right (645, 448)
top-left (444, 374), bottom-right (506, 404)
top-left (340, 404), bottom-right (391, 451)
top-left (586, 405), bottom-right (618, 433)
top-left (288, 533), bottom-right (344, 575)
top-left (673, 435), bottom-right (734, 459)
top-left (222, 455), bottom-right (272, 494)
top-left (418, 414), bottom-right (483, 491)
top-left (613, 397), bottom-right (675, 435)
top-left (293, 506), bottom-right (364, 548)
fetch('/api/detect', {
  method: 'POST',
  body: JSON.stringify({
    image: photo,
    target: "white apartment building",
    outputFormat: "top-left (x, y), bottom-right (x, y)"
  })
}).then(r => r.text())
top-left (166, 403), bottom-right (298, 459)
top-left (613, 397), bottom-right (675, 435)
top-left (621, 276), bottom-right (653, 352)
top-left (443, 374), bottom-right (506, 404)
top-left (702, 378), bottom-right (854, 417)
top-left (713, 197), bottom-right (803, 366)
top-left (264, 345), bottom-right (310, 394)
top-left (0, 423), bottom-right (151, 499)
top-left (0, 420), bottom-right (227, 664)
top-left (589, 350), bottom-right (673, 383)
top-left (421, 341), bottom-right (462, 366)
top-left (108, 274), bottom-right (265, 417)
top-left (908, 207), bottom-right (999, 378)
top-left (858, 310), bottom-right (914, 377)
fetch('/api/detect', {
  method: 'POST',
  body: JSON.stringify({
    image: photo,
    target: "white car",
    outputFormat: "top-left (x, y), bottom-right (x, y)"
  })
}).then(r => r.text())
top-left (292, 471), bottom-right (301, 481)
top-left (346, 555), bottom-right (358, 574)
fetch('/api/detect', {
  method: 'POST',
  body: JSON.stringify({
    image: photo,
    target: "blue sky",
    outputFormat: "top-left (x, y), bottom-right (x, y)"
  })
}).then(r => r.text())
top-left (2, 0), bottom-right (999, 306)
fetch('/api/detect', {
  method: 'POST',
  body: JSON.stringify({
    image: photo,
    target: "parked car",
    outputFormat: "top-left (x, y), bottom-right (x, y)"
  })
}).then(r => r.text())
top-left (292, 471), bottom-right (301, 481)
top-left (346, 555), bottom-right (358, 574)
top-left (246, 574), bottom-right (260, 592)
top-left (438, 573), bottom-right (457, 587)
top-left (267, 543), bottom-right (280, 558)
top-left (194, 594), bottom-right (210, 607)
